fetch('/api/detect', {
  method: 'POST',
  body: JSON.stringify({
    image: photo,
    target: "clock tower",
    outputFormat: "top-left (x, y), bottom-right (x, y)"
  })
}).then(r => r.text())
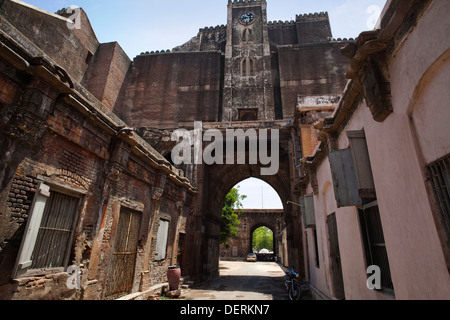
top-left (223, 0), bottom-right (275, 122)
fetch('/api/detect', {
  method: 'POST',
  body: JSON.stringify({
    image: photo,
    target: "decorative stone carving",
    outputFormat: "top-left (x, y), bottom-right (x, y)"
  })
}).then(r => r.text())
top-left (361, 56), bottom-right (393, 122)
top-left (104, 162), bottom-right (123, 182)
top-left (151, 187), bottom-right (164, 201)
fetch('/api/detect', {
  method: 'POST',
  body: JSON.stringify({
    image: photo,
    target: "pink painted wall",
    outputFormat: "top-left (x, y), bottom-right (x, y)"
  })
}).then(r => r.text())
top-left (305, 0), bottom-right (450, 300)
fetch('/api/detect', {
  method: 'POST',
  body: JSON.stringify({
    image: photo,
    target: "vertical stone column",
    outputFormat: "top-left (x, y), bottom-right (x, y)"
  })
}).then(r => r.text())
top-left (139, 174), bottom-right (166, 291)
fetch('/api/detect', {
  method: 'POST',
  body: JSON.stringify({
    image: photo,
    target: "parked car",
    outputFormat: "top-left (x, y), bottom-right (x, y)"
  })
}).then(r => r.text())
top-left (247, 253), bottom-right (257, 262)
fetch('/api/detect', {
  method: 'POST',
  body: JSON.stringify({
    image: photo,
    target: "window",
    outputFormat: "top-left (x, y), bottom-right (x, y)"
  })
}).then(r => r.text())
top-left (312, 228), bottom-right (320, 268)
top-left (347, 131), bottom-right (376, 201)
top-left (242, 28), bottom-right (253, 42)
top-left (427, 154), bottom-right (450, 247)
top-left (238, 109), bottom-right (258, 121)
top-left (241, 57), bottom-right (255, 77)
top-left (155, 219), bottom-right (169, 260)
top-left (15, 183), bottom-right (81, 277)
top-left (302, 194), bottom-right (316, 229)
top-left (329, 130), bottom-right (376, 207)
top-left (359, 201), bottom-right (394, 294)
top-left (329, 148), bottom-right (361, 207)
top-left (85, 51), bottom-right (93, 65)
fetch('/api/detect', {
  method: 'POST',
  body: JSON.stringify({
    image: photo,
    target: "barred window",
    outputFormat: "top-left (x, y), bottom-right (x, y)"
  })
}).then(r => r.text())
top-left (427, 155), bottom-right (450, 246)
top-left (31, 191), bottom-right (80, 269)
top-left (15, 183), bottom-right (81, 277)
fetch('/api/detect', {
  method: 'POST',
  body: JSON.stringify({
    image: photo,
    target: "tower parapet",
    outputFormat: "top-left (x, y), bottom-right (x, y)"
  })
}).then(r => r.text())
top-left (228, 0), bottom-right (266, 7)
top-left (267, 20), bottom-right (296, 28)
top-left (296, 11), bottom-right (329, 21)
top-left (295, 11), bottom-right (332, 44)
top-left (199, 24), bottom-right (227, 34)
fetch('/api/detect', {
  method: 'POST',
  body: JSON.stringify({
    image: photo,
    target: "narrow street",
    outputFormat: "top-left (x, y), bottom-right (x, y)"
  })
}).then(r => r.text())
top-left (182, 260), bottom-right (289, 300)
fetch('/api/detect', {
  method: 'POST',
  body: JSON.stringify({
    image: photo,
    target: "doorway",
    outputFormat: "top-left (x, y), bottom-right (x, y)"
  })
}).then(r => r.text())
top-left (327, 213), bottom-right (345, 300)
top-left (104, 208), bottom-right (142, 298)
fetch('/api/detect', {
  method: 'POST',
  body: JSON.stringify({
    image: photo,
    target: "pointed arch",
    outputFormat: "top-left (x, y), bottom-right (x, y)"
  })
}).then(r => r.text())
top-left (241, 57), bottom-right (255, 77)
top-left (242, 27), bottom-right (253, 42)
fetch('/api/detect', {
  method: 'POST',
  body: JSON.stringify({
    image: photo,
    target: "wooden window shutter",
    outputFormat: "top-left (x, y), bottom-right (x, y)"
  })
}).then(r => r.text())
top-left (302, 194), bottom-right (316, 229)
top-left (14, 183), bottom-right (51, 277)
top-left (347, 131), bottom-right (376, 200)
top-left (155, 220), bottom-right (169, 260)
top-left (329, 149), bottom-right (362, 208)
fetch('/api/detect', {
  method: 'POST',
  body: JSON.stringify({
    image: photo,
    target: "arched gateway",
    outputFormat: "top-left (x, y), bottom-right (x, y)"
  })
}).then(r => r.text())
top-left (194, 120), bottom-right (304, 280)
top-left (220, 209), bottom-right (284, 260)
top-left (0, 0), bottom-right (351, 299)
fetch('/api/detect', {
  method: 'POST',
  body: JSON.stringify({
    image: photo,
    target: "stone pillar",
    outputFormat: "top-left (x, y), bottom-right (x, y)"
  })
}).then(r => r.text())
top-left (139, 174), bottom-right (166, 291)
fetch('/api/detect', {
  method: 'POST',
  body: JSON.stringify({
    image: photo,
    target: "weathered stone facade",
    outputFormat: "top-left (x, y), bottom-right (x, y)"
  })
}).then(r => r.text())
top-left (0, 0), bottom-right (352, 300)
top-left (0, 1), bottom-right (197, 300)
top-left (295, 0), bottom-right (450, 300)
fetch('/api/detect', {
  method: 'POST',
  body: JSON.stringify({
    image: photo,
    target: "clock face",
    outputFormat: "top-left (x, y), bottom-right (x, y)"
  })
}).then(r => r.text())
top-left (239, 12), bottom-right (255, 24)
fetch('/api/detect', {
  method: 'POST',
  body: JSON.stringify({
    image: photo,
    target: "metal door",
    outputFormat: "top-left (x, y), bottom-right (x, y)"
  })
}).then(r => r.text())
top-left (105, 208), bottom-right (142, 298)
top-left (327, 213), bottom-right (345, 300)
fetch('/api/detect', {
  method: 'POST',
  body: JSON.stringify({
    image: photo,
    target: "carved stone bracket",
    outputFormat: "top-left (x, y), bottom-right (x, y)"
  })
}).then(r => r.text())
top-left (341, 28), bottom-right (393, 123)
top-left (104, 161), bottom-right (124, 182)
top-left (361, 56), bottom-right (393, 122)
top-left (175, 201), bottom-right (184, 211)
top-left (151, 173), bottom-right (167, 201)
top-left (151, 186), bottom-right (164, 201)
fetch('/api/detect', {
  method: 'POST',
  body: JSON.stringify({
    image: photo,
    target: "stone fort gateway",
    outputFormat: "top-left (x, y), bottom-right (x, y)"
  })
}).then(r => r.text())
top-left (1, 0), bottom-right (449, 300)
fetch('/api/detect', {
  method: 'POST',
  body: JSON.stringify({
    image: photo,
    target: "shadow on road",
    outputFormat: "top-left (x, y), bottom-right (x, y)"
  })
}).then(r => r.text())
top-left (192, 274), bottom-right (287, 300)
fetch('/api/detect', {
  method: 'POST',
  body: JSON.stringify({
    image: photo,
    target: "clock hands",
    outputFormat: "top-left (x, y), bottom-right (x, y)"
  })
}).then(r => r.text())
top-left (240, 12), bottom-right (254, 24)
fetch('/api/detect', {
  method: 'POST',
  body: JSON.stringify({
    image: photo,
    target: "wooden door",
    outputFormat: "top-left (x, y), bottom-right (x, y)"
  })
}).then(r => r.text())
top-left (105, 209), bottom-right (141, 298)
top-left (327, 213), bottom-right (345, 300)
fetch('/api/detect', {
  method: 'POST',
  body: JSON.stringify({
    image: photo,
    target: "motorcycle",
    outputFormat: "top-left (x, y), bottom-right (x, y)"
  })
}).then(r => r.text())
top-left (285, 268), bottom-right (302, 300)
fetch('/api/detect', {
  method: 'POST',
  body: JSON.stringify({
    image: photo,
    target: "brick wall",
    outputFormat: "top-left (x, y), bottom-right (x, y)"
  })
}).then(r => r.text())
top-left (0, 2), bottom-right (98, 83)
top-left (278, 42), bottom-right (350, 118)
top-left (117, 51), bottom-right (223, 128)
top-left (83, 42), bottom-right (131, 111)
top-left (6, 176), bottom-right (37, 223)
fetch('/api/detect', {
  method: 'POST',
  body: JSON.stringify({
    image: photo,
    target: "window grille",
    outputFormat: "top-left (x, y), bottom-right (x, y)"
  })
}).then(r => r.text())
top-left (31, 191), bottom-right (80, 269)
top-left (427, 155), bottom-right (450, 245)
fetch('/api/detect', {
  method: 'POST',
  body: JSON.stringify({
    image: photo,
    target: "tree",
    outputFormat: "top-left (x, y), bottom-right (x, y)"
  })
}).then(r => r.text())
top-left (220, 187), bottom-right (247, 246)
top-left (252, 227), bottom-right (273, 252)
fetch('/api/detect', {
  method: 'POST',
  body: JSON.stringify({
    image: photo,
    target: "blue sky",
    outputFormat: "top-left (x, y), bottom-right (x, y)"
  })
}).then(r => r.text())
top-left (24, 0), bottom-right (386, 59)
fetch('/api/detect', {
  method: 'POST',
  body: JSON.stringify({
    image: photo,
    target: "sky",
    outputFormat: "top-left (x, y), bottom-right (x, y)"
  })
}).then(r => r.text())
top-left (234, 178), bottom-right (283, 210)
top-left (19, 0), bottom-right (386, 209)
top-left (23, 0), bottom-right (387, 59)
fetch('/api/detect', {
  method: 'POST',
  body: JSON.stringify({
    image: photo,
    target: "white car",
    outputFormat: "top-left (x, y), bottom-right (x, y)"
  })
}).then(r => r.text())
top-left (247, 253), bottom-right (257, 262)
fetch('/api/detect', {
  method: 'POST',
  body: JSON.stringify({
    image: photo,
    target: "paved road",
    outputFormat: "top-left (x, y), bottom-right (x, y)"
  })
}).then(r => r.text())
top-left (182, 260), bottom-right (289, 300)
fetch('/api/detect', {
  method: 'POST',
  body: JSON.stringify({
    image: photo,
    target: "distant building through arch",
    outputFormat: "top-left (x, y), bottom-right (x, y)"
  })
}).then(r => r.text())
top-left (220, 209), bottom-right (284, 260)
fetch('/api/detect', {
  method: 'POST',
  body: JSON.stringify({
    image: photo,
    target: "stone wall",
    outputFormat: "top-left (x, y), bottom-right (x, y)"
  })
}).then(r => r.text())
top-left (0, 9), bottom-right (197, 300)
top-left (115, 51), bottom-right (223, 128)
